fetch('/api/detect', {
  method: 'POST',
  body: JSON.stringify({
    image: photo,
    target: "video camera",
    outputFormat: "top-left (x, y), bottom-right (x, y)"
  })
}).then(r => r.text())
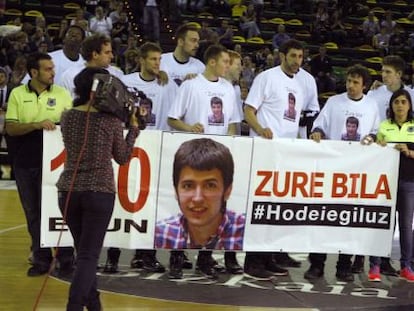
top-left (91, 73), bottom-right (147, 130)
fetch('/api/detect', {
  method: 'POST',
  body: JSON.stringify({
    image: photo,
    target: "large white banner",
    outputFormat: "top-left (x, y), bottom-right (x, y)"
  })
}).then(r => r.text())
top-left (41, 130), bottom-right (399, 256)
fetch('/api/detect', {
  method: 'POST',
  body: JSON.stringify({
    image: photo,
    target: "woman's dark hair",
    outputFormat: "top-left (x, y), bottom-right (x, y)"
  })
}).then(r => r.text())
top-left (73, 67), bottom-right (109, 106)
top-left (388, 88), bottom-right (413, 122)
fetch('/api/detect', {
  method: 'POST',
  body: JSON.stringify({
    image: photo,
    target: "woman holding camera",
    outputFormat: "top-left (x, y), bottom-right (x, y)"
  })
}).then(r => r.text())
top-left (56, 67), bottom-right (141, 311)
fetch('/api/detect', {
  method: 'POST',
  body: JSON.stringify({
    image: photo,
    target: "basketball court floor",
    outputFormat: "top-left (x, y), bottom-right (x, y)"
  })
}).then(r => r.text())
top-left (1, 180), bottom-right (413, 311)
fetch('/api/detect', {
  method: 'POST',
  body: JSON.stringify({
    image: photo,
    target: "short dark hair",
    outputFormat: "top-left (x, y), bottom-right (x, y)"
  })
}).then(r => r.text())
top-left (388, 89), bottom-right (413, 122)
top-left (382, 55), bottom-right (406, 75)
top-left (65, 24), bottom-right (86, 40)
top-left (279, 39), bottom-right (304, 55)
top-left (175, 23), bottom-right (200, 41)
top-left (203, 44), bottom-right (227, 64)
top-left (73, 67), bottom-right (109, 106)
top-left (346, 116), bottom-right (359, 127)
top-left (210, 96), bottom-right (222, 107)
top-left (346, 64), bottom-right (371, 88)
top-left (80, 33), bottom-right (111, 61)
top-left (173, 138), bottom-right (234, 192)
top-left (26, 52), bottom-right (52, 77)
top-left (139, 42), bottom-right (162, 59)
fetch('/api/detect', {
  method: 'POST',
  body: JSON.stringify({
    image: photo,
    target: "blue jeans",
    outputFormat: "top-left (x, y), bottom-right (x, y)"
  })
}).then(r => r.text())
top-left (59, 191), bottom-right (115, 311)
top-left (14, 166), bottom-right (73, 268)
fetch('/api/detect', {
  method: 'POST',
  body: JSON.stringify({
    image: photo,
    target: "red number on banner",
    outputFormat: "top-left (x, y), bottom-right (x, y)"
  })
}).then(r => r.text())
top-left (51, 150), bottom-right (66, 171)
top-left (117, 147), bottom-right (150, 213)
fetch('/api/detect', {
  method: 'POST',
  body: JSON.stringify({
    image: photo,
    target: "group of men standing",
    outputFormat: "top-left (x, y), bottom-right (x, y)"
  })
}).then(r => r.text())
top-left (4, 19), bottom-right (411, 284)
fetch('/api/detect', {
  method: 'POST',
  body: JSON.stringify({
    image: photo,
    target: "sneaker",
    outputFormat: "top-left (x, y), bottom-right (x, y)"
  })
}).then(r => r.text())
top-left (195, 263), bottom-right (219, 279)
top-left (183, 252), bottom-right (193, 269)
top-left (103, 259), bottom-right (119, 273)
top-left (169, 252), bottom-right (184, 279)
top-left (400, 267), bottom-right (414, 282)
top-left (225, 255), bottom-right (244, 274)
top-left (142, 254), bottom-right (166, 273)
top-left (304, 266), bottom-right (324, 280)
top-left (27, 265), bottom-right (49, 277)
top-left (265, 258), bottom-right (289, 276)
top-left (130, 255), bottom-right (143, 269)
top-left (273, 252), bottom-right (302, 268)
top-left (336, 269), bottom-right (354, 282)
top-left (103, 248), bottom-right (120, 273)
top-left (368, 265), bottom-right (381, 282)
top-left (244, 266), bottom-right (274, 280)
top-left (351, 256), bottom-right (365, 273)
top-left (380, 259), bottom-right (398, 276)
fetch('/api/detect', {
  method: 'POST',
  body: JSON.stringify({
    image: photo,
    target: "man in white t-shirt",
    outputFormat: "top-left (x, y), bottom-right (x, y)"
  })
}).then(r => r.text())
top-left (243, 39), bottom-right (320, 280)
top-left (121, 42), bottom-right (179, 274)
top-left (20, 25), bottom-right (86, 86)
top-left (368, 55), bottom-right (414, 121)
top-left (160, 24), bottom-right (205, 86)
top-left (59, 34), bottom-right (124, 98)
top-left (308, 64), bottom-right (380, 282)
top-left (122, 42), bottom-right (177, 131)
top-left (167, 44), bottom-right (240, 279)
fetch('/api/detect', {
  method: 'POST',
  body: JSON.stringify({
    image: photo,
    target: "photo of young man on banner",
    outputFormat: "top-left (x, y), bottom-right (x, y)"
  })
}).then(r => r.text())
top-left (155, 133), bottom-right (251, 250)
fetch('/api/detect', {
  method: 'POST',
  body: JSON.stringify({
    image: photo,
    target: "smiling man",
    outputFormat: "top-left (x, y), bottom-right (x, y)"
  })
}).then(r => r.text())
top-left (155, 138), bottom-right (245, 250)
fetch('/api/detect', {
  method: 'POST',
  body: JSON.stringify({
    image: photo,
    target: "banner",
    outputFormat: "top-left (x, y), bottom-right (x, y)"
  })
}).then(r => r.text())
top-left (41, 130), bottom-right (399, 256)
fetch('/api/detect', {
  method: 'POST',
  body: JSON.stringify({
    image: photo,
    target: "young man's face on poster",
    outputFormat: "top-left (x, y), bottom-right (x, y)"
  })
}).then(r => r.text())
top-left (175, 166), bottom-right (232, 230)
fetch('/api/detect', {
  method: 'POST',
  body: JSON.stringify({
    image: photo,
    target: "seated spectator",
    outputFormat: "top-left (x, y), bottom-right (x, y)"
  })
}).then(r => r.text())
top-left (232, 1), bottom-right (247, 18)
top-left (209, 0), bottom-right (231, 16)
top-left (70, 8), bottom-right (90, 32)
top-left (381, 10), bottom-right (396, 36)
top-left (216, 19), bottom-right (234, 49)
top-left (241, 55), bottom-right (256, 88)
top-left (52, 19), bottom-right (70, 49)
top-left (112, 11), bottom-right (131, 66)
top-left (372, 26), bottom-right (390, 57)
top-left (312, 1), bottom-right (330, 43)
top-left (309, 46), bottom-right (336, 93)
top-left (109, 1), bottom-right (124, 24)
top-left (272, 24), bottom-right (290, 50)
top-left (28, 27), bottom-right (54, 52)
top-left (188, 0), bottom-right (206, 13)
top-left (239, 3), bottom-right (260, 38)
top-left (388, 25), bottom-right (407, 56)
top-left (362, 11), bottom-right (380, 44)
top-left (199, 20), bottom-right (215, 46)
top-left (89, 6), bottom-right (113, 37)
top-left (330, 5), bottom-right (347, 45)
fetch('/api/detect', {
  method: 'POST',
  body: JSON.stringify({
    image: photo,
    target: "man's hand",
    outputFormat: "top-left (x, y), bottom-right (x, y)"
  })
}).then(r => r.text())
top-left (190, 122), bottom-right (204, 133)
top-left (157, 70), bottom-right (169, 86)
top-left (38, 120), bottom-right (56, 131)
top-left (258, 127), bottom-right (273, 139)
top-left (370, 80), bottom-right (383, 90)
top-left (309, 132), bottom-right (322, 142)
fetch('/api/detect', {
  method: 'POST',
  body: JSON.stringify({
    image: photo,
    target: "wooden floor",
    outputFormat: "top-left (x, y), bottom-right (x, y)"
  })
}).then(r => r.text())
top-left (0, 184), bottom-right (307, 311)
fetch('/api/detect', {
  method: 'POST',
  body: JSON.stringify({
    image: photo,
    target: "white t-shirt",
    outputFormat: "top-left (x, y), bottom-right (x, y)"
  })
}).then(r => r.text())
top-left (312, 92), bottom-right (380, 141)
top-left (245, 66), bottom-right (305, 138)
top-left (121, 72), bottom-right (178, 131)
top-left (50, 50), bottom-right (85, 86)
top-left (160, 52), bottom-right (205, 86)
top-left (168, 73), bottom-right (240, 135)
top-left (60, 64), bottom-right (124, 98)
top-left (367, 84), bottom-right (414, 121)
top-left (296, 68), bottom-right (320, 112)
top-left (20, 50), bottom-right (85, 86)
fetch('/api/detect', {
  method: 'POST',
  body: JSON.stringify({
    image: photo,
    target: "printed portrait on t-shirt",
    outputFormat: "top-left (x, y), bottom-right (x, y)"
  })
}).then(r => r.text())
top-left (283, 92), bottom-right (297, 122)
top-left (341, 116), bottom-right (361, 141)
top-left (208, 96), bottom-right (224, 125)
top-left (140, 97), bottom-right (156, 126)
